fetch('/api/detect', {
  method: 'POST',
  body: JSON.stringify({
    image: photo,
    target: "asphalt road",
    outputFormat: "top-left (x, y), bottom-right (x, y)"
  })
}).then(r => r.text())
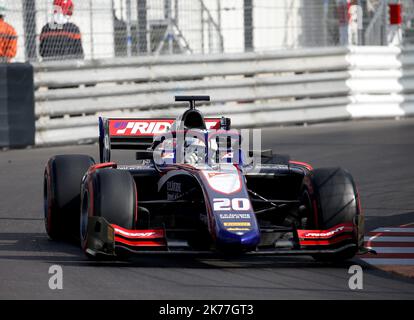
top-left (1, 118), bottom-right (414, 299)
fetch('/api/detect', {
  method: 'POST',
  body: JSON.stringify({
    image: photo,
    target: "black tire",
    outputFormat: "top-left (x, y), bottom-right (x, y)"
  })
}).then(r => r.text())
top-left (44, 154), bottom-right (95, 240)
top-left (300, 167), bottom-right (363, 262)
top-left (80, 169), bottom-right (137, 256)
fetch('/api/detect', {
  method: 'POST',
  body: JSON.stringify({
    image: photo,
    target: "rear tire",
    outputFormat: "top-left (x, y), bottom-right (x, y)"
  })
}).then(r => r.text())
top-left (80, 169), bottom-right (137, 257)
top-left (44, 155), bottom-right (95, 240)
top-left (300, 168), bottom-right (363, 262)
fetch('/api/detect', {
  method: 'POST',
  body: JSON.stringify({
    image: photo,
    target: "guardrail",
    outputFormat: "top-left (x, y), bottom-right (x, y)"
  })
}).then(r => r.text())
top-left (33, 46), bottom-right (414, 146)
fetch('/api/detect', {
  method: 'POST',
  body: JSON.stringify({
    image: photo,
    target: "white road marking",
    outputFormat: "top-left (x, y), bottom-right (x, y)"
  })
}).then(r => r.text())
top-left (361, 258), bottom-right (414, 266)
top-left (364, 247), bottom-right (414, 253)
top-left (362, 226), bottom-right (414, 266)
top-left (364, 236), bottom-right (414, 242)
top-left (371, 228), bottom-right (414, 233)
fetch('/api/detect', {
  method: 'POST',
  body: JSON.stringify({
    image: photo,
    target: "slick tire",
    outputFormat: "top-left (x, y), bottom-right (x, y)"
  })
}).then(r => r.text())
top-left (44, 154), bottom-right (95, 241)
top-left (80, 169), bottom-right (137, 258)
top-left (300, 167), bottom-right (363, 262)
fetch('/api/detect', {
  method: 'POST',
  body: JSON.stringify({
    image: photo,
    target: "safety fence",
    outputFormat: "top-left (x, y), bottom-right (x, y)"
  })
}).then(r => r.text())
top-left (2, 0), bottom-right (338, 62)
top-left (5, 0), bottom-right (414, 63)
top-left (32, 46), bottom-right (414, 145)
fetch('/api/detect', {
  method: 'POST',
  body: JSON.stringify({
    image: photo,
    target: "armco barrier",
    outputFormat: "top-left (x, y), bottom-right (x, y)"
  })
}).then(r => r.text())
top-left (32, 46), bottom-right (414, 146)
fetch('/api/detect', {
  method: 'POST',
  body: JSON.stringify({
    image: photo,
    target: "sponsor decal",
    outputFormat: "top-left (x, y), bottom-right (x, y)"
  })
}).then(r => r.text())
top-left (114, 227), bottom-right (160, 238)
top-left (202, 167), bottom-right (242, 194)
top-left (167, 193), bottom-right (182, 201)
top-left (166, 181), bottom-right (183, 200)
top-left (223, 222), bottom-right (251, 227)
top-left (108, 119), bottom-right (220, 137)
top-left (205, 120), bottom-right (221, 130)
top-left (213, 198), bottom-right (250, 211)
top-left (162, 152), bottom-right (175, 159)
top-left (167, 181), bottom-right (182, 193)
top-left (208, 172), bottom-right (227, 178)
top-left (117, 231), bottom-right (155, 237)
top-left (304, 226), bottom-right (345, 238)
top-left (226, 228), bottom-right (251, 232)
top-left (110, 120), bottom-right (174, 136)
top-left (219, 213), bottom-right (251, 219)
top-left (117, 164), bottom-right (152, 170)
top-left (298, 223), bottom-right (354, 240)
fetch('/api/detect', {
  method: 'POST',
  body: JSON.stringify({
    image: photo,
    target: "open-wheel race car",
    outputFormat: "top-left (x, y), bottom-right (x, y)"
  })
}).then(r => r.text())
top-left (44, 96), bottom-right (366, 262)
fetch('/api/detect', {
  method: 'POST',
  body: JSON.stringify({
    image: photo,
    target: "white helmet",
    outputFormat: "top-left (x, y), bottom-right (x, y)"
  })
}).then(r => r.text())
top-left (184, 134), bottom-right (206, 165)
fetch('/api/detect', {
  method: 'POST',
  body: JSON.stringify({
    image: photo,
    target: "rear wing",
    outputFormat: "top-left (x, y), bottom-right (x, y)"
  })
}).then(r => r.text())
top-left (99, 117), bottom-right (221, 162)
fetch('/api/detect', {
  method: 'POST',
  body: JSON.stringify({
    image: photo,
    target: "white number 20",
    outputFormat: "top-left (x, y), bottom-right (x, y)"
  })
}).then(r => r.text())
top-left (213, 198), bottom-right (250, 211)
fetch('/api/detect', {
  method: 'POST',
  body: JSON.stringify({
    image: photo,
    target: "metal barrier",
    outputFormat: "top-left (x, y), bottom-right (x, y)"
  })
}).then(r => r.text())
top-left (33, 46), bottom-right (414, 146)
top-left (347, 46), bottom-right (414, 118)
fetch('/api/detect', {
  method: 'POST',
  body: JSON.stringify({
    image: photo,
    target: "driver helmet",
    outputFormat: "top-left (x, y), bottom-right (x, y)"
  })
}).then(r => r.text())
top-left (184, 130), bottom-right (218, 165)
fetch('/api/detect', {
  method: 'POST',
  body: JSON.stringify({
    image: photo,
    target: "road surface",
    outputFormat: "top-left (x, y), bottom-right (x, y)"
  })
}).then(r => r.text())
top-left (1, 118), bottom-right (414, 299)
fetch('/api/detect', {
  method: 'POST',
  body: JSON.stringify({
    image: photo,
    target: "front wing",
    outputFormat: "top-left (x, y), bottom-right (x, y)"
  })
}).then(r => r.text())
top-left (84, 217), bottom-right (359, 257)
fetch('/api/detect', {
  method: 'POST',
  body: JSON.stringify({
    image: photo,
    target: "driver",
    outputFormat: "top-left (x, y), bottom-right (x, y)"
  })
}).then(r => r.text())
top-left (183, 131), bottom-right (218, 165)
top-left (152, 129), bottom-right (216, 166)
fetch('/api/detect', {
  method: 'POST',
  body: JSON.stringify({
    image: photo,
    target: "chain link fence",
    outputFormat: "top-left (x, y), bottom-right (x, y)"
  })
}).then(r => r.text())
top-left (1, 0), bottom-right (414, 63)
top-left (0, 0), bottom-right (343, 62)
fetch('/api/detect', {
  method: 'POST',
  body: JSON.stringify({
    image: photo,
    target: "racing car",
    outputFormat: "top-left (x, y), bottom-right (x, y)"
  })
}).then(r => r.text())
top-left (43, 96), bottom-right (366, 261)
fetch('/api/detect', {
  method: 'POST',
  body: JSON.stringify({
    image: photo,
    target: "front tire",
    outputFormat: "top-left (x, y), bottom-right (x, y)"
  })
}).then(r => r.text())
top-left (44, 155), bottom-right (95, 240)
top-left (300, 167), bottom-right (363, 262)
top-left (80, 169), bottom-right (137, 258)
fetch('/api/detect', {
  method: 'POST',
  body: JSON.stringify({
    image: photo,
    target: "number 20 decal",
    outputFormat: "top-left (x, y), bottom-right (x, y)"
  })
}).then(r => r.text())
top-left (213, 198), bottom-right (250, 211)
